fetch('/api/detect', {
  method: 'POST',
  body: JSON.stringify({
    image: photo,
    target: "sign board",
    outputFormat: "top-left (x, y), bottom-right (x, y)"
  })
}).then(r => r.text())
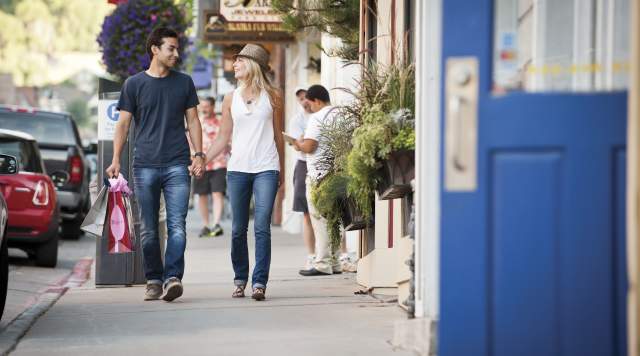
top-left (220, 0), bottom-right (282, 22)
top-left (98, 99), bottom-right (120, 141)
top-left (203, 0), bottom-right (294, 43)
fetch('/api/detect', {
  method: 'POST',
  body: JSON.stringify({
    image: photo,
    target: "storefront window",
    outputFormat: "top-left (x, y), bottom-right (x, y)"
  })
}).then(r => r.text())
top-left (493, 0), bottom-right (630, 92)
top-left (365, 0), bottom-right (378, 63)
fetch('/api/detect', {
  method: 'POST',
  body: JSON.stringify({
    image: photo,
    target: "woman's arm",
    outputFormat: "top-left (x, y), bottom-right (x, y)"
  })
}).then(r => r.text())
top-left (205, 93), bottom-right (233, 164)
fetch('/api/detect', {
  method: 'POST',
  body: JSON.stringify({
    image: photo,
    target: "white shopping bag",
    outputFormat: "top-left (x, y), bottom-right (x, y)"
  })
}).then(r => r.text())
top-left (80, 185), bottom-right (108, 236)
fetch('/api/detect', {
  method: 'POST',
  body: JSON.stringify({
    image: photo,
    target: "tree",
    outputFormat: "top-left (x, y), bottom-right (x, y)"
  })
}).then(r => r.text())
top-left (0, 0), bottom-right (112, 87)
top-left (66, 98), bottom-right (89, 127)
top-left (271, 0), bottom-right (360, 61)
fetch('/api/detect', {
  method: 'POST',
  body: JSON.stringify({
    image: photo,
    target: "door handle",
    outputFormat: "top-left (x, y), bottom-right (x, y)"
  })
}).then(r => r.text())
top-left (449, 95), bottom-right (467, 171)
top-left (445, 57), bottom-right (478, 191)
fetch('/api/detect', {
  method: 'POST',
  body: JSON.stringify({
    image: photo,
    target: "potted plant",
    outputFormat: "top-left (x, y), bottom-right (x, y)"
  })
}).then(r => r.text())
top-left (343, 60), bottom-right (416, 207)
top-left (309, 106), bottom-right (371, 249)
top-left (376, 109), bottom-right (415, 199)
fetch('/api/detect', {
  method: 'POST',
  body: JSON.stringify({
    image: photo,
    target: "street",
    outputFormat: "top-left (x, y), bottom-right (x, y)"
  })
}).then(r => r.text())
top-left (2, 234), bottom-right (94, 332)
top-left (1, 211), bottom-right (413, 355)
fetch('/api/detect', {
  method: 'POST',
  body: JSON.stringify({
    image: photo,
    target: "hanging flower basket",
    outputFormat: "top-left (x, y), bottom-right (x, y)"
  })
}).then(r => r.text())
top-left (376, 149), bottom-right (415, 200)
top-left (97, 0), bottom-right (191, 80)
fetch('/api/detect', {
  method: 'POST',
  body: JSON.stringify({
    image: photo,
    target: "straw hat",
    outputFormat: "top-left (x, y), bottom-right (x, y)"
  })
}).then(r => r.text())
top-left (234, 44), bottom-right (271, 72)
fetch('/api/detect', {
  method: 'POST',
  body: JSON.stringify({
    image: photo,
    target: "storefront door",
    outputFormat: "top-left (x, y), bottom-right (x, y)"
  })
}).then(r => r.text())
top-left (438, 1), bottom-right (629, 355)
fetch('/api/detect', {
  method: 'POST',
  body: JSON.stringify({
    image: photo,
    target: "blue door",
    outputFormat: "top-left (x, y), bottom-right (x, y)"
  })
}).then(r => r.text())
top-left (438, 1), bottom-right (629, 356)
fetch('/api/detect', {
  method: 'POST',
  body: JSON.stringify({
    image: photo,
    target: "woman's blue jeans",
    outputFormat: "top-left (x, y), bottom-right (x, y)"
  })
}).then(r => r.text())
top-left (133, 164), bottom-right (190, 285)
top-left (226, 170), bottom-right (279, 289)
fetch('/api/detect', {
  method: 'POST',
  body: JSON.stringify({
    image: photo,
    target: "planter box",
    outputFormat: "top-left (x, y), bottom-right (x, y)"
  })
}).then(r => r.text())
top-left (377, 150), bottom-right (415, 200)
top-left (341, 197), bottom-right (371, 231)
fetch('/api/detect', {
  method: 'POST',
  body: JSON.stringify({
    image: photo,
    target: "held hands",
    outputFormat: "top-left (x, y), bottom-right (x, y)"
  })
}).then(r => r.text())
top-left (189, 156), bottom-right (205, 178)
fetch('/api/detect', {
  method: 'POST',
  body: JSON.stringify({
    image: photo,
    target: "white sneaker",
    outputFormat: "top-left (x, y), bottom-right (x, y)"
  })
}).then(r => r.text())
top-left (303, 255), bottom-right (315, 270)
top-left (340, 253), bottom-right (358, 273)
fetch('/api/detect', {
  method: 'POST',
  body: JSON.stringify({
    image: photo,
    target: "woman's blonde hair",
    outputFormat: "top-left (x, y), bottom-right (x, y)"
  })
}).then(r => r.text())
top-left (238, 57), bottom-right (280, 107)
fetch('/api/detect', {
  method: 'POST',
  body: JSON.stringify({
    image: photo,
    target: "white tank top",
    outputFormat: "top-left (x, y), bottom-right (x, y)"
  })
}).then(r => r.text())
top-left (227, 87), bottom-right (280, 173)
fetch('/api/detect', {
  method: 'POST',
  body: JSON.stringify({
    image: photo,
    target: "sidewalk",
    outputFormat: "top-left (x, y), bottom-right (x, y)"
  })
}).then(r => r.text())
top-left (9, 210), bottom-right (414, 355)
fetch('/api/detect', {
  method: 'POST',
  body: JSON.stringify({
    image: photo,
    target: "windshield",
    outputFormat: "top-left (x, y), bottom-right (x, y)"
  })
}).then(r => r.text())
top-left (0, 114), bottom-right (76, 146)
top-left (0, 139), bottom-right (43, 173)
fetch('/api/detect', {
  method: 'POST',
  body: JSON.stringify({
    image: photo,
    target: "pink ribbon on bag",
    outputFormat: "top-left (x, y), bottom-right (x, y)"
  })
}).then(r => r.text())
top-left (108, 174), bottom-right (132, 195)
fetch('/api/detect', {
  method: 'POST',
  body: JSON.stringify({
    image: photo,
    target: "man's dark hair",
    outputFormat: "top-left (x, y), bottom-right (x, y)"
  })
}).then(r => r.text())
top-left (204, 97), bottom-right (215, 106)
top-left (305, 85), bottom-right (330, 103)
top-left (146, 27), bottom-right (179, 59)
top-left (295, 88), bottom-right (307, 96)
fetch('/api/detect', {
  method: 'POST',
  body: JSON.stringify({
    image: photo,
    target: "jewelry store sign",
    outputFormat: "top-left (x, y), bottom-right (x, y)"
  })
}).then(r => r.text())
top-left (203, 0), bottom-right (293, 43)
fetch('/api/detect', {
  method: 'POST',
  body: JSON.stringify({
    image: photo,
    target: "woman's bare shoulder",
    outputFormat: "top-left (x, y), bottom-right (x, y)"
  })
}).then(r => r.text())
top-left (222, 92), bottom-right (234, 107)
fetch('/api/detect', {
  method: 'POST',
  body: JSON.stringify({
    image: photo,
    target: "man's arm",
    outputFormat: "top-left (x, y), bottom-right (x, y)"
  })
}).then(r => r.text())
top-left (271, 93), bottom-right (285, 187)
top-left (205, 93), bottom-right (233, 163)
top-left (293, 138), bottom-right (318, 154)
top-left (185, 107), bottom-right (204, 177)
top-left (105, 110), bottom-right (133, 178)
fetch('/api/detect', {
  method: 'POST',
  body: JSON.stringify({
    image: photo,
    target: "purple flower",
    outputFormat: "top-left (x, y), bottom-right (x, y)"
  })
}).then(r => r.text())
top-left (97, 0), bottom-right (192, 80)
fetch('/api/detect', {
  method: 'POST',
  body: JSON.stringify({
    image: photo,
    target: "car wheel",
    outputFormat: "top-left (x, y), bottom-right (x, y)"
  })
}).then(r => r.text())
top-left (0, 233), bottom-right (8, 321)
top-left (35, 232), bottom-right (58, 268)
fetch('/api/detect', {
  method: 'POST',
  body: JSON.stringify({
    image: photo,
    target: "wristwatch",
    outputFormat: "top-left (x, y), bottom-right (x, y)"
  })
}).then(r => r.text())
top-left (193, 152), bottom-right (205, 159)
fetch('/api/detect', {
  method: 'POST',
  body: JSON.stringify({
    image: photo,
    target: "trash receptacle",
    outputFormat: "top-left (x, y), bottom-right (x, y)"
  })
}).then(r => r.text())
top-left (95, 87), bottom-right (145, 286)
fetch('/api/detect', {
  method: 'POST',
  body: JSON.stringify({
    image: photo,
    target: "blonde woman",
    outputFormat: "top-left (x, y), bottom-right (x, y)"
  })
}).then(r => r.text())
top-left (205, 44), bottom-right (284, 301)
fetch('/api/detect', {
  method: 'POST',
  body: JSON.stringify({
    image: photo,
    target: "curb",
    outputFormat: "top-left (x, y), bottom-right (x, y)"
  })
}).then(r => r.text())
top-left (0, 257), bottom-right (93, 356)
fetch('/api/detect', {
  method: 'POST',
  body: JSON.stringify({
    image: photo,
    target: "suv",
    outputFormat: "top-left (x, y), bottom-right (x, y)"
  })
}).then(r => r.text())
top-left (0, 106), bottom-right (90, 239)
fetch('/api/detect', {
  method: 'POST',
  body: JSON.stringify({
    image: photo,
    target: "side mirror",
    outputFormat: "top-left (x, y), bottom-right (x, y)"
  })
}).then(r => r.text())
top-left (50, 171), bottom-right (70, 187)
top-left (0, 154), bottom-right (18, 174)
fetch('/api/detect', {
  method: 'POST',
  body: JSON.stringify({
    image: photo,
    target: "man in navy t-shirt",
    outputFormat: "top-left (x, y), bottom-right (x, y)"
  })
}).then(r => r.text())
top-left (106, 27), bottom-right (204, 302)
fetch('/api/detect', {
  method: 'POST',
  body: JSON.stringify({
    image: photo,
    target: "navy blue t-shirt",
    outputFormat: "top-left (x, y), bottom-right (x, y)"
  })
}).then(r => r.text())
top-left (117, 70), bottom-right (199, 168)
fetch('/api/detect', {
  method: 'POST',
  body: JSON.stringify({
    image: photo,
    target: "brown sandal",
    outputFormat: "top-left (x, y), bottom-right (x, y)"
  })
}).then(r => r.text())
top-left (251, 287), bottom-right (265, 301)
top-left (232, 285), bottom-right (245, 298)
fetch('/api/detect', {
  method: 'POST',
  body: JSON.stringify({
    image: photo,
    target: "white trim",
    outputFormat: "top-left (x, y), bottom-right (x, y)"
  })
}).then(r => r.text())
top-left (572, 0), bottom-right (596, 91)
top-left (414, 0), bottom-right (441, 319)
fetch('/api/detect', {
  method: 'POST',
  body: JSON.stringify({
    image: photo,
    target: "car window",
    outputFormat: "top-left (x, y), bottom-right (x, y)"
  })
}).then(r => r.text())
top-left (0, 114), bottom-right (76, 145)
top-left (0, 139), bottom-right (43, 173)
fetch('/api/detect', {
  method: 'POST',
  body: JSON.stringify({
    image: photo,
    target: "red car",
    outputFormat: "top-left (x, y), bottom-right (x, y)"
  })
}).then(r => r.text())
top-left (0, 153), bottom-right (16, 320)
top-left (0, 129), bottom-right (64, 267)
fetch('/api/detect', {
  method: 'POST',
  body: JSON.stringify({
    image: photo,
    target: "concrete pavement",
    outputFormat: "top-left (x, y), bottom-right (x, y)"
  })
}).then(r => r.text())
top-left (8, 210), bottom-right (414, 355)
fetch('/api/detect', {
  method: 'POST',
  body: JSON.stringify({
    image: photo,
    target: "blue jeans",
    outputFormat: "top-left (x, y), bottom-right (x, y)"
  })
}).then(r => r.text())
top-left (227, 170), bottom-right (279, 289)
top-left (133, 164), bottom-right (190, 284)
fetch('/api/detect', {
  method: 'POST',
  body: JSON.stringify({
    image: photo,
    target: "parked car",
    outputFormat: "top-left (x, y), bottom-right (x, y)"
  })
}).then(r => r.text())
top-left (0, 106), bottom-right (90, 239)
top-left (0, 129), bottom-right (66, 267)
top-left (0, 154), bottom-right (17, 321)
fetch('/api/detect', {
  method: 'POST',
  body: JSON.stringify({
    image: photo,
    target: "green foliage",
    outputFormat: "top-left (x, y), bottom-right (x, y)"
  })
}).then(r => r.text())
top-left (307, 104), bottom-right (358, 244)
top-left (0, 0), bottom-right (112, 87)
top-left (309, 60), bottom-right (416, 226)
top-left (392, 126), bottom-right (415, 151)
top-left (270, 0), bottom-right (360, 61)
top-left (342, 61), bottom-right (416, 213)
top-left (66, 99), bottom-right (89, 128)
top-left (345, 105), bottom-right (392, 216)
top-left (310, 173), bottom-right (349, 249)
